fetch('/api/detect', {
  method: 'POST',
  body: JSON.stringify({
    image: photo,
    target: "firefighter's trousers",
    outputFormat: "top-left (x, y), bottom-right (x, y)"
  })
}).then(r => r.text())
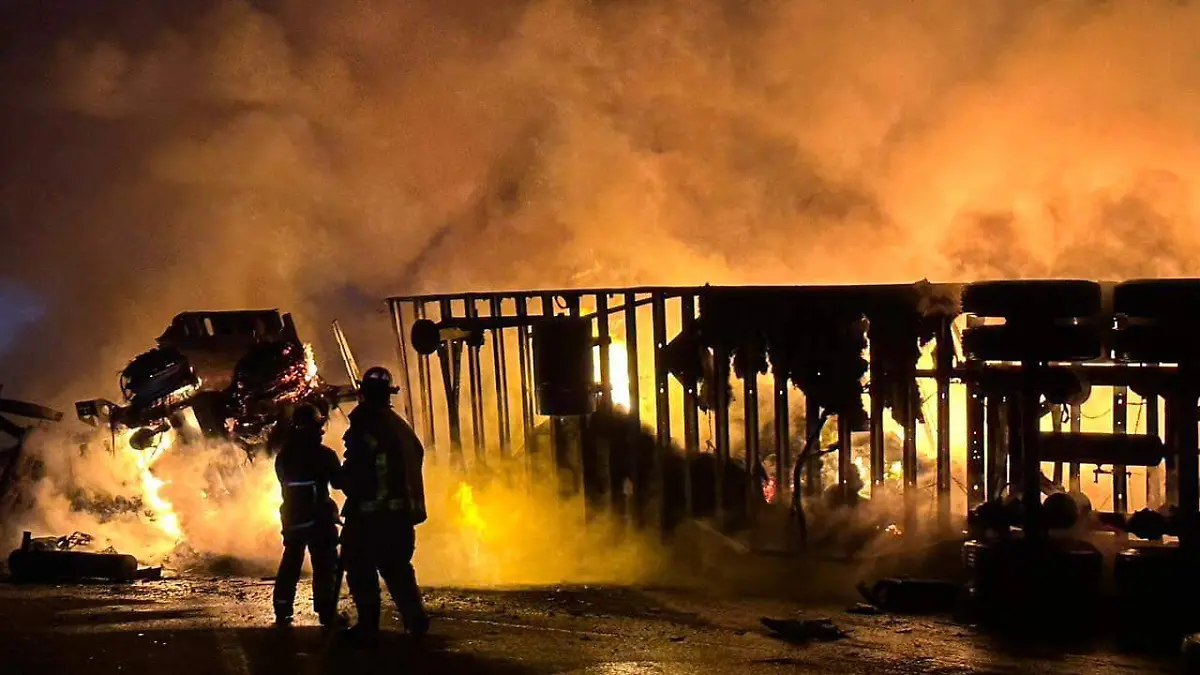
top-left (273, 522), bottom-right (339, 620)
top-left (341, 512), bottom-right (426, 632)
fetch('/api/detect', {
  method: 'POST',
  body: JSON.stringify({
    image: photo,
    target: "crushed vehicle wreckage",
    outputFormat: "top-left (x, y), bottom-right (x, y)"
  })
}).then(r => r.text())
top-left (74, 310), bottom-right (360, 457)
top-left (1, 310), bottom-right (364, 583)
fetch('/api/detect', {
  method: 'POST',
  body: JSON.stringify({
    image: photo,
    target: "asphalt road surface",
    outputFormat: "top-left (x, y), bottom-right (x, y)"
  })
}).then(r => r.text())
top-left (0, 577), bottom-right (1178, 675)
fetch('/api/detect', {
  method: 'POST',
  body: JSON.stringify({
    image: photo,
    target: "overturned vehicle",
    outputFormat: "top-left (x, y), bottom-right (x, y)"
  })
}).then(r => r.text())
top-left (74, 310), bottom-right (358, 455)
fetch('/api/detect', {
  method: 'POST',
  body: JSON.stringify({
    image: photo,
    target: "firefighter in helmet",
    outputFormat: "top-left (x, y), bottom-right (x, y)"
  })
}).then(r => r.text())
top-left (340, 366), bottom-right (429, 643)
top-left (272, 402), bottom-right (344, 627)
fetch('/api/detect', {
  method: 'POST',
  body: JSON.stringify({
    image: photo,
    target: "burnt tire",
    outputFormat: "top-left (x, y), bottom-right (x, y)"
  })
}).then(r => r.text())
top-left (962, 280), bottom-right (1102, 320)
top-left (1112, 324), bottom-right (1200, 364)
top-left (962, 324), bottom-right (1103, 362)
top-left (963, 538), bottom-right (1103, 632)
top-left (1114, 279), bottom-right (1200, 320)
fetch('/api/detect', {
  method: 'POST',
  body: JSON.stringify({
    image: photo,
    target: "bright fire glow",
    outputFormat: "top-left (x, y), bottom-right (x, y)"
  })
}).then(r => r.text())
top-left (594, 340), bottom-right (632, 410)
top-left (303, 343), bottom-right (318, 382)
top-left (454, 481), bottom-right (486, 534)
top-left (129, 430), bottom-right (182, 541)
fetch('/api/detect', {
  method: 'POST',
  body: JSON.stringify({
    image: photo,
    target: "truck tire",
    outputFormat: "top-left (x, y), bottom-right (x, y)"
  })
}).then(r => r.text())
top-left (1112, 324), bottom-right (1200, 363)
top-left (1115, 546), bottom-right (1192, 641)
top-left (962, 324), bottom-right (1103, 362)
top-left (962, 280), bottom-right (1102, 319)
top-left (964, 538), bottom-right (1102, 632)
top-left (1114, 279), bottom-right (1200, 320)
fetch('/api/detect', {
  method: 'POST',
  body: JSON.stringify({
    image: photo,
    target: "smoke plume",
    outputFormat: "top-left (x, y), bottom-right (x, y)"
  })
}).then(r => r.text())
top-left (2, 0), bottom-right (1200, 406)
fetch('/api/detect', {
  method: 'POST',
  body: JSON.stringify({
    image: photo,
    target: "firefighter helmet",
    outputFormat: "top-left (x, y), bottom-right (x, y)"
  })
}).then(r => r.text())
top-left (360, 366), bottom-right (399, 400)
top-left (291, 402), bottom-right (325, 431)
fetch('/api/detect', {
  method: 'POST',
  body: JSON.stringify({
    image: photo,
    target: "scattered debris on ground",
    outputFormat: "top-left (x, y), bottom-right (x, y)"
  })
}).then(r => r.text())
top-left (857, 578), bottom-right (962, 614)
top-left (845, 602), bottom-right (882, 615)
top-left (760, 616), bottom-right (849, 643)
top-left (7, 530), bottom-right (150, 584)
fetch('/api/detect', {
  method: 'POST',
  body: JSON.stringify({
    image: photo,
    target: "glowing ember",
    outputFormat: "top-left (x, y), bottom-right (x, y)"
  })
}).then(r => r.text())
top-left (593, 340), bottom-right (632, 410)
top-left (303, 342), bottom-right (318, 382)
top-left (763, 476), bottom-right (777, 503)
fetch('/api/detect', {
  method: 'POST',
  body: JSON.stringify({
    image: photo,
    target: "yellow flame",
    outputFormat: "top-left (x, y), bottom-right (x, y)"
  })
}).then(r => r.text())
top-left (594, 340), bottom-right (632, 410)
top-left (128, 430), bottom-right (182, 541)
top-left (303, 343), bottom-right (318, 382)
top-left (454, 481), bottom-right (486, 534)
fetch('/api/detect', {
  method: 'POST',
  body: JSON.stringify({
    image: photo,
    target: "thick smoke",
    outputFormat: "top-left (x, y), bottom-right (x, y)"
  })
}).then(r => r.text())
top-left (3, 0), bottom-right (1200, 407)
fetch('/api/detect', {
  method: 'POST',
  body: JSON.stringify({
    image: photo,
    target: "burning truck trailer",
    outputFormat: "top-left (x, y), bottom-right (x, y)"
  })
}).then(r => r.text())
top-left (73, 310), bottom-right (359, 458)
top-left (388, 280), bottom-right (1200, 645)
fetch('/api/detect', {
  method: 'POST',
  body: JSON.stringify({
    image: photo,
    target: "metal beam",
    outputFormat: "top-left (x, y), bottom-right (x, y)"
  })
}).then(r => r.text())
top-left (966, 381), bottom-right (985, 509)
top-left (680, 295), bottom-right (700, 519)
top-left (624, 292), bottom-right (643, 527)
top-left (437, 299), bottom-right (465, 471)
top-left (465, 297), bottom-right (487, 467)
top-left (805, 396), bottom-right (822, 497)
top-left (1147, 393), bottom-right (1163, 507)
top-left (414, 302), bottom-right (437, 459)
top-left (935, 318), bottom-right (953, 528)
top-left (868, 337), bottom-right (886, 493)
top-left (1113, 385), bottom-right (1129, 514)
top-left (1069, 403), bottom-right (1082, 492)
top-left (515, 297), bottom-right (536, 479)
top-left (652, 295), bottom-right (672, 535)
top-left (489, 297), bottom-right (512, 460)
top-left (390, 299), bottom-right (416, 425)
top-left (773, 369), bottom-right (790, 507)
top-left (744, 344), bottom-right (762, 520)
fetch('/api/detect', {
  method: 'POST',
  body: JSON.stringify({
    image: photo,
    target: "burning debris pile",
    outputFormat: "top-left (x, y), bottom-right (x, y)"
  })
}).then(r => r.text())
top-left (75, 310), bottom-right (355, 457)
top-left (0, 310), bottom-right (368, 575)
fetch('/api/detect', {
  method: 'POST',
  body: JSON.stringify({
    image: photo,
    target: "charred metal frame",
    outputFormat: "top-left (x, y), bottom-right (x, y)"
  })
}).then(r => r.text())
top-left (387, 283), bottom-right (1200, 539)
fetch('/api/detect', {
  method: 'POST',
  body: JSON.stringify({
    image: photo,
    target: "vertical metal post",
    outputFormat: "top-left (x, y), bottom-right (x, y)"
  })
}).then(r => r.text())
top-left (438, 299), bottom-right (465, 471)
top-left (1178, 391), bottom-right (1199, 521)
top-left (713, 345), bottom-right (732, 520)
top-left (902, 385), bottom-right (918, 534)
top-left (680, 295), bottom-right (700, 519)
top-left (489, 297), bottom-right (512, 460)
top-left (1113, 386), bottom-right (1129, 514)
top-left (935, 318), bottom-right (952, 528)
top-left (465, 297), bottom-right (487, 467)
top-left (593, 293), bottom-right (612, 518)
top-left (838, 413), bottom-right (854, 493)
top-left (1166, 398), bottom-right (1180, 507)
top-left (1051, 404), bottom-right (1064, 486)
top-left (414, 302), bottom-right (436, 458)
top-left (1069, 403), bottom-right (1082, 492)
top-left (744, 345), bottom-right (761, 519)
top-left (868, 332), bottom-right (886, 492)
top-left (625, 292), bottom-right (643, 526)
top-left (1021, 368), bottom-right (1044, 537)
top-left (1176, 385), bottom-right (1200, 548)
top-left (987, 396), bottom-right (1007, 499)
top-left (565, 295), bottom-right (584, 498)
top-left (966, 380), bottom-right (985, 509)
top-left (1006, 393), bottom-right (1023, 493)
top-left (805, 396), bottom-right (822, 497)
top-left (515, 297), bottom-right (535, 478)
top-left (1147, 393), bottom-right (1163, 507)
top-left (390, 299), bottom-right (416, 425)
top-left (773, 370), bottom-right (790, 507)
top-left (651, 295), bottom-right (671, 534)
